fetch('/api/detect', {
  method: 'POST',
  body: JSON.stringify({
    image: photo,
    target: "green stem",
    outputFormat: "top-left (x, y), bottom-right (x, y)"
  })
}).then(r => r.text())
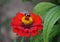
top-left (13, 38), bottom-right (16, 42)
top-left (29, 36), bottom-right (33, 42)
top-left (21, 37), bottom-right (25, 42)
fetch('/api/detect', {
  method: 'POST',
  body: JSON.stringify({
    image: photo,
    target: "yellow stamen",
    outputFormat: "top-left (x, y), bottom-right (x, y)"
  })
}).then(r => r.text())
top-left (22, 16), bottom-right (33, 25)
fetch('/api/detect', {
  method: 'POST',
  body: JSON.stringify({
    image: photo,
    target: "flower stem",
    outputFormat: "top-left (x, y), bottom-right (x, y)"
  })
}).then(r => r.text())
top-left (21, 37), bottom-right (25, 42)
top-left (13, 38), bottom-right (16, 42)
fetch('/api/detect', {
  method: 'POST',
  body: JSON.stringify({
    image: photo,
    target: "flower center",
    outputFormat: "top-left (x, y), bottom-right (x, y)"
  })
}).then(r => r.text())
top-left (22, 14), bottom-right (33, 25)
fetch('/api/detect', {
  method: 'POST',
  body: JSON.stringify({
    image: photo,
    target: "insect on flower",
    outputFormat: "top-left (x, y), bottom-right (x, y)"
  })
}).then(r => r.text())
top-left (10, 12), bottom-right (43, 37)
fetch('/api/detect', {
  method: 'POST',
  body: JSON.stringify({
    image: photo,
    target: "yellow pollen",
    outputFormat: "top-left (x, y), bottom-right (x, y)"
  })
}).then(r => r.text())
top-left (22, 16), bottom-right (33, 25)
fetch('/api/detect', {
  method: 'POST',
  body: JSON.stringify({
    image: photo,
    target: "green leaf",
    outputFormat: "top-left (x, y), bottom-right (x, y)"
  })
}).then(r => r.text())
top-left (13, 38), bottom-right (16, 42)
top-left (29, 36), bottom-right (34, 42)
top-left (21, 37), bottom-right (25, 42)
top-left (34, 32), bottom-right (43, 42)
top-left (50, 24), bottom-right (60, 39)
top-left (29, 30), bottom-right (43, 42)
top-left (43, 6), bottom-right (60, 42)
top-left (29, 24), bottom-right (60, 42)
top-left (33, 2), bottom-right (56, 19)
top-left (57, 34), bottom-right (60, 42)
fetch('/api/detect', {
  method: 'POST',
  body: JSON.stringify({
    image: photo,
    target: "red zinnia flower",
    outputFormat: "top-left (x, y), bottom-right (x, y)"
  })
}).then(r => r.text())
top-left (10, 12), bottom-right (43, 37)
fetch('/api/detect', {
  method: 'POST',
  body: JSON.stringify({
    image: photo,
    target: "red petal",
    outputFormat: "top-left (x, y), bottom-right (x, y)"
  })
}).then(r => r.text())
top-left (12, 26), bottom-right (24, 36)
top-left (10, 16), bottom-right (21, 26)
top-left (30, 27), bottom-right (39, 36)
top-left (16, 33), bottom-right (19, 36)
top-left (10, 12), bottom-right (24, 26)
top-left (37, 25), bottom-right (43, 30)
top-left (18, 27), bottom-right (25, 36)
top-left (19, 30), bottom-right (25, 36)
top-left (31, 31), bottom-right (38, 36)
top-left (29, 12), bottom-right (42, 26)
top-left (16, 12), bottom-right (24, 20)
top-left (12, 27), bottom-right (20, 33)
top-left (24, 29), bottom-right (30, 37)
